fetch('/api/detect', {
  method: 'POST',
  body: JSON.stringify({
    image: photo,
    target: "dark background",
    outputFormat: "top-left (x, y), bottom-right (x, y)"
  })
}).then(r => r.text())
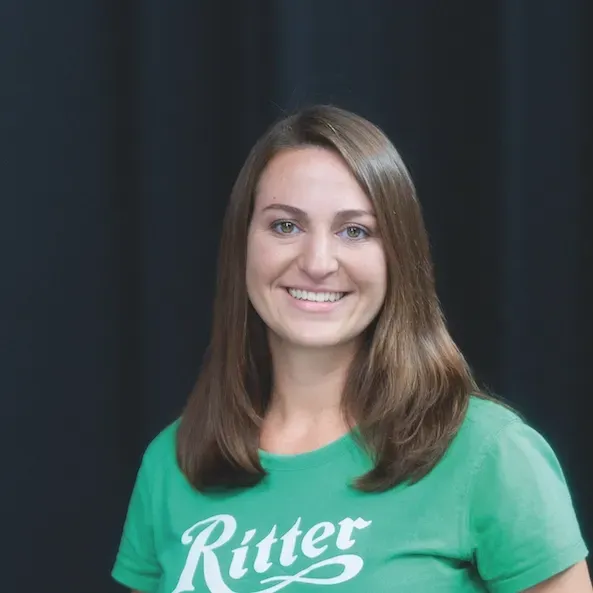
top-left (1, 1), bottom-right (591, 592)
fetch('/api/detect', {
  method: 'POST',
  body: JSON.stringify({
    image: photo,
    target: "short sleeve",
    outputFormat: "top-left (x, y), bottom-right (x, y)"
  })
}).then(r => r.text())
top-left (112, 452), bottom-right (162, 593)
top-left (468, 419), bottom-right (588, 593)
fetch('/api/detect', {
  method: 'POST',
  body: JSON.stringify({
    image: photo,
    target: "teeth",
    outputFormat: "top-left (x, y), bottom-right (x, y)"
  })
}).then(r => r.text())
top-left (287, 289), bottom-right (345, 303)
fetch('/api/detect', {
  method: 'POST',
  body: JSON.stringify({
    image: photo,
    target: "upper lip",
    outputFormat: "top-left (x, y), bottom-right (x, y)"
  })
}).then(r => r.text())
top-left (285, 287), bottom-right (348, 293)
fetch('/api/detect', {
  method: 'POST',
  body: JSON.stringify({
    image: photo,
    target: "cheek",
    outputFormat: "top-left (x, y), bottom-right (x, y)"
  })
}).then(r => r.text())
top-left (245, 238), bottom-right (264, 296)
top-left (245, 233), bottom-right (282, 291)
top-left (352, 247), bottom-right (388, 294)
top-left (377, 255), bottom-right (388, 296)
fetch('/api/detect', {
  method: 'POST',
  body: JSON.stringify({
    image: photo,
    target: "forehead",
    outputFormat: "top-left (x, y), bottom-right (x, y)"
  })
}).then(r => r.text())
top-left (255, 147), bottom-right (372, 213)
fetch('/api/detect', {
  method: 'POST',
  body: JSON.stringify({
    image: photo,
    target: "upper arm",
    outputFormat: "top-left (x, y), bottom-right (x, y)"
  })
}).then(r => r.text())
top-left (111, 452), bottom-right (162, 593)
top-left (523, 560), bottom-right (592, 592)
top-left (469, 419), bottom-right (589, 592)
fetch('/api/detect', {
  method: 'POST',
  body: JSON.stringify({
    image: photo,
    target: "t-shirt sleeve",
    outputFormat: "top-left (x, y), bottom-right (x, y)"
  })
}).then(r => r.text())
top-left (112, 451), bottom-right (162, 593)
top-left (468, 418), bottom-right (588, 593)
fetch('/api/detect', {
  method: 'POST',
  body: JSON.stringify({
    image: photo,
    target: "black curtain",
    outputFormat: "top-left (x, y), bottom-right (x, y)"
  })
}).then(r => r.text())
top-left (2, 2), bottom-right (591, 592)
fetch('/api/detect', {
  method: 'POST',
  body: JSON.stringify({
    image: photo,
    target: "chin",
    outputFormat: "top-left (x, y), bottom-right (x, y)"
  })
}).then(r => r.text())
top-left (279, 328), bottom-right (358, 350)
top-left (292, 339), bottom-right (343, 350)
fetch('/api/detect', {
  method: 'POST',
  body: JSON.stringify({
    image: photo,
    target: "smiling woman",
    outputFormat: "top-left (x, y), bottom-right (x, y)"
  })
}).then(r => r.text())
top-left (246, 147), bottom-right (387, 350)
top-left (112, 105), bottom-right (590, 593)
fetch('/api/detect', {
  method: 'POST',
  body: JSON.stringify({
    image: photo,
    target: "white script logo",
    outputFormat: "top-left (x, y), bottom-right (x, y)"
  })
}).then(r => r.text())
top-left (171, 514), bottom-right (372, 593)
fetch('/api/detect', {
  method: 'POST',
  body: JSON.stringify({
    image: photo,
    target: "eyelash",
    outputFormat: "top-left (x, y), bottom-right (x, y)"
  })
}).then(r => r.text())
top-left (269, 220), bottom-right (371, 240)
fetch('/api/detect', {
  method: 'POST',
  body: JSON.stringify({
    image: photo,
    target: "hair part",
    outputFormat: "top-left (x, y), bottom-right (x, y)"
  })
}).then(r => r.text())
top-left (177, 104), bottom-right (492, 493)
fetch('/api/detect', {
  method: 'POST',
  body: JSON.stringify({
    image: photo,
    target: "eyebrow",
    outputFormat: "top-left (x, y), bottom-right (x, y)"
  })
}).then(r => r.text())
top-left (260, 203), bottom-right (375, 220)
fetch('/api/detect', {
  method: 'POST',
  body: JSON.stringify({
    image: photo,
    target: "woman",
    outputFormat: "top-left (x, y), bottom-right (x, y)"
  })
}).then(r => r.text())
top-left (112, 105), bottom-right (590, 592)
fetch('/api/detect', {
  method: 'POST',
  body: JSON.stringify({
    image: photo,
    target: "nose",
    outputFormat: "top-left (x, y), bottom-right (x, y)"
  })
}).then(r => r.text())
top-left (298, 231), bottom-right (339, 280)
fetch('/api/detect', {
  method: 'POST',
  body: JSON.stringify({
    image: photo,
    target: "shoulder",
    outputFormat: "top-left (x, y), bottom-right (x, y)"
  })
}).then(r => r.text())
top-left (442, 394), bottom-right (570, 497)
top-left (456, 398), bottom-right (589, 591)
top-left (452, 394), bottom-right (535, 461)
top-left (460, 394), bottom-right (524, 441)
top-left (444, 395), bottom-right (526, 467)
top-left (456, 394), bottom-right (567, 474)
top-left (459, 395), bottom-right (574, 513)
top-left (140, 418), bottom-right (181, 472)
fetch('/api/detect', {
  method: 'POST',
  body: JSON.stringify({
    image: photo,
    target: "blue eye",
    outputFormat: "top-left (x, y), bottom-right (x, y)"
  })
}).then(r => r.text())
top-left (338, 225), bottom-right (369, 240)
top-left (271, 220), bottom-right (300, 235)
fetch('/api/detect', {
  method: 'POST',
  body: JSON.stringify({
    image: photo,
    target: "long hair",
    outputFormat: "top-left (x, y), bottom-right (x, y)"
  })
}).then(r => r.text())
top-left (177, 104), bottom-right (489, 492)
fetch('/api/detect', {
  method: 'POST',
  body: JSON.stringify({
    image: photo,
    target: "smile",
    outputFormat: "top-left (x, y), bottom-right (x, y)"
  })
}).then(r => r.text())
top-left (286, 288), bottom-right (346, 303)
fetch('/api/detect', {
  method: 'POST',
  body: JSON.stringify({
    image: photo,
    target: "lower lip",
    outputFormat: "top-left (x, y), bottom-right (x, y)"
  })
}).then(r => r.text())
top-left (284, 289), bottom-right (347, 312)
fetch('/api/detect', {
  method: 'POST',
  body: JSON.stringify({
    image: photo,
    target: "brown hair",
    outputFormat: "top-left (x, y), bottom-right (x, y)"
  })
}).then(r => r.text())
top-left (177, 104), bottom-right (490, 492)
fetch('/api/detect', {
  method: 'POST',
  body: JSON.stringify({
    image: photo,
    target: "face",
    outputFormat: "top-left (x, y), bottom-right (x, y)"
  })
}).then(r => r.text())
top-left (246, 147), bottom-right (387, 349)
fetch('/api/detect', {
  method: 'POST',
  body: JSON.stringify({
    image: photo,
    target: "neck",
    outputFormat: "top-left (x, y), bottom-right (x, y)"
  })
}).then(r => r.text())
top-left (266, 334), bottom-right (358, 423)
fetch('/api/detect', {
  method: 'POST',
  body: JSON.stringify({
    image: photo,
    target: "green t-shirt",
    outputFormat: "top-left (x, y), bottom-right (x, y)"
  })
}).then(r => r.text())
top-left (112, 397), bottom-right (588, 593)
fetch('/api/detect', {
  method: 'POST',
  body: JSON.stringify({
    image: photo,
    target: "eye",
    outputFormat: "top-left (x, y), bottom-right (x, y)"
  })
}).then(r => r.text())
top-left (338, 225), bottom-right (369, 240)
top-left (271, 220), bottom-right (300, 235)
